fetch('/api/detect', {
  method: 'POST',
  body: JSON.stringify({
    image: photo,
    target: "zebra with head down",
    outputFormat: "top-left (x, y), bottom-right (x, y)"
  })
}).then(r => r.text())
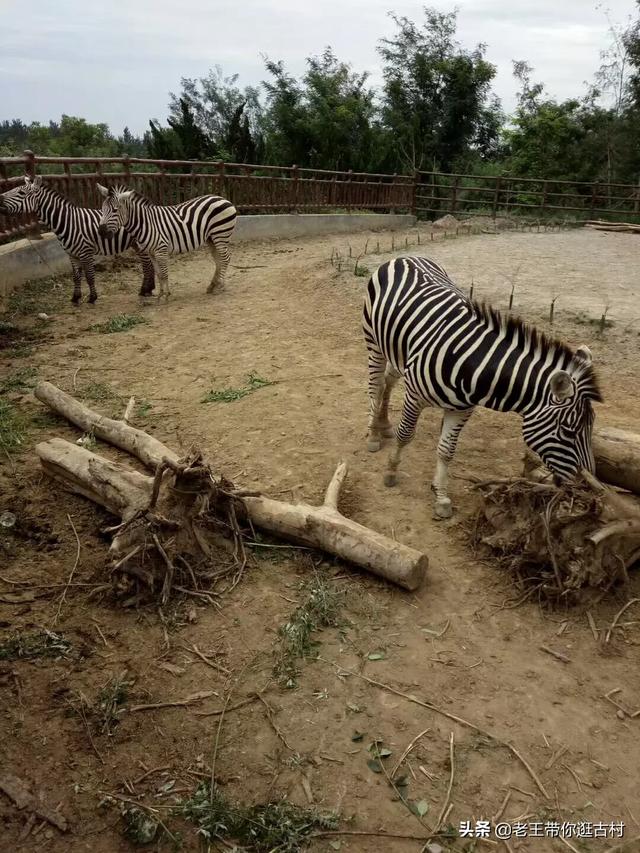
top-left (0, 175), bottom-right (155, 304)
top-left (363, 255), bottom-right (602, 518)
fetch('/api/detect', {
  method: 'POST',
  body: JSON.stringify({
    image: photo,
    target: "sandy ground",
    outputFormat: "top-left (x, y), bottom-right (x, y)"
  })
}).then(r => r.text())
top-left (1, 223), bottom-right (640, 853)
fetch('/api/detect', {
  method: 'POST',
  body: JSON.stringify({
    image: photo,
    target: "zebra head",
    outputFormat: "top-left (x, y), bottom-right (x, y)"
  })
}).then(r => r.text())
top-left (0, 175), bottom-right (44, 214)
top-left (522, 344), bottom-right (602, 480)
top-left (97, 184), bottom-right (134, 236)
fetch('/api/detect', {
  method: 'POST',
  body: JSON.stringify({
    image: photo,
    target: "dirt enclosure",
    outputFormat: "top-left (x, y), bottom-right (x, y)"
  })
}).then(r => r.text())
top-left (1, 223), bottom-right (640, 853)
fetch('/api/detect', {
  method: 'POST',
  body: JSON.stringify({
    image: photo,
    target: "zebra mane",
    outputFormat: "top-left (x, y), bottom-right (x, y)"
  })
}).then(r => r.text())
top-left (471, 300), bottom-right (602, 402)
top-left (111, 185), bottom-right (150, 205)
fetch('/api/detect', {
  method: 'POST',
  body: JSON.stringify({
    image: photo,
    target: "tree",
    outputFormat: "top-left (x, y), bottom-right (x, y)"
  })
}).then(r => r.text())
top-left (377, 8), bottom-right (500, 172)
top-left (262, 49), bottom-right (380, 171)
top-left (168, 67), bottom-right (264, 162)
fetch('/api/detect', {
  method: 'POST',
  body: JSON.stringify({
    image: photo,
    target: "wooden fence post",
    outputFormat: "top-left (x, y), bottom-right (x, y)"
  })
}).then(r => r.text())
top-left (24, 150), bottom-right (36, 179)
top-left (492, 175), bottom-right (501, 218)
top-left (411, 171), bottom-right (419, 217)
top-left (347, 170), bottom-right (353, 212)
top-left (123, 154), bottom-right (131, 185)
top-left (292, 164), bottom-right (299, 213)
top-left (218, 160), bottom-right (226, 199)
top-left (590, 183), bottom-right (597, 219)
top-left (451, 175), bottom-right (460, 213)
top-left (541, 180), bottom-right (548, 216)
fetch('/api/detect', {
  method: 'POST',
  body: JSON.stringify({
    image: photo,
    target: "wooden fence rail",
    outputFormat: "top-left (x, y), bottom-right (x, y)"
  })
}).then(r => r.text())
top-left (1, 151), bottom-right (639, 244)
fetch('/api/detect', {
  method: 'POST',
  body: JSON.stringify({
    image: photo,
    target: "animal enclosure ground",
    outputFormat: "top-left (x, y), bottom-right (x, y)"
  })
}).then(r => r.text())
top-left (1, 225), bottom-right (640, 853)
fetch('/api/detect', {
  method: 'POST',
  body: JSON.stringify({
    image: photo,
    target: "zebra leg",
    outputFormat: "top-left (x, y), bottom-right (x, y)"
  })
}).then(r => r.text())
top-left (378, 365), bottom-right (401, 436)
top-left (431, 408), bottom-right (475, 519)
top-left (69, 257), bottom-right (83, 305)
top-left (206, 239), bottom-right (231, 293)
top-left (83, 258), bottom-right (98, 304)
top-left (383, 391), bottom-right (423, 486)
top-left (155, 252), bottom-right (170, 300)
top-left (138, 250), bottom-right (156, 297)
top-left (366, 350), bottom-right (389, 452)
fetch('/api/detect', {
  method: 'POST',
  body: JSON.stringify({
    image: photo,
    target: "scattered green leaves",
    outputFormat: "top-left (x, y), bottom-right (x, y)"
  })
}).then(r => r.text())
top-left (90, 314), bottom-right (148, 334)
top-left (202, 372), bottom-right (275, 403)
top-left (273, 574), bottom-right (342, 688)
top-left (176, 782), bottom-right (339, 851)
top-left (0, 629), bottom-right (72, 661)
top-left (410, 799), bottom-right (429, 817)
top-left (367, 650), bottom-right (386, 661)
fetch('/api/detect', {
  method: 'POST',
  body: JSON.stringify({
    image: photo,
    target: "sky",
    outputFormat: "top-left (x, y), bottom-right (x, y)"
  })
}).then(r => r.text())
top-left (0, 0), bottom-right (637, 136)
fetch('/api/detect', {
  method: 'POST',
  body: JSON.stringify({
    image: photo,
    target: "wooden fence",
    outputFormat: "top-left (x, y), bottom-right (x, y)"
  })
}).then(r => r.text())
top-left (0, 151), bottom-right (413, 244)
top-left (1, 151), bottom-right (640, 244)
top-left (415, 171), bottom-right (640, 222)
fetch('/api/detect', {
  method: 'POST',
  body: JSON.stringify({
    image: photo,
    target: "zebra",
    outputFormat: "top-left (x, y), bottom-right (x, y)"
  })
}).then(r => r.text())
top-left (363, 256), bottom-right (602, 518)
top-left (0, 175), bottom-right (155, 304)
top-left (96, 184), bottom-right (237, 299)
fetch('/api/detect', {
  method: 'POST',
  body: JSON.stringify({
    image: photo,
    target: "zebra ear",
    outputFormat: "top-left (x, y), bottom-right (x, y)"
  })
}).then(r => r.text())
top-left (96, 183), bottom-right (109, 198)
top-left (574, 344), bottom-right (593, 366)
top-left (32, 175), bottom-right (42, 188)
top-left (119, 190), bottom-right (134, 200)
top-left (24, 175), bottom-right (32, 185)
top-left (550, 370), bottom-right (574, 401)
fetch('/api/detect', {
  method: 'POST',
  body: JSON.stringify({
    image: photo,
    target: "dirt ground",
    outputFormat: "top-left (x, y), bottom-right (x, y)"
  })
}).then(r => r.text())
top-left (1, 223), bottom-right (640, 853)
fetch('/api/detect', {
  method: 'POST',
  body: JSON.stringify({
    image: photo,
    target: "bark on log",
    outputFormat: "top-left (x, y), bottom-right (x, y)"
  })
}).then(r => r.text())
top-left (34, 381), bottom-right (178, 469)
top-left (32, 385), bottom-right (427, 591)
top-left (593, 427), bottom-right (640, 496)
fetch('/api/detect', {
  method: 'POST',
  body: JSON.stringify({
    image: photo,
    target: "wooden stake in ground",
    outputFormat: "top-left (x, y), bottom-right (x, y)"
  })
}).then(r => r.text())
top-left (33, 382), bottom-right (427, 592)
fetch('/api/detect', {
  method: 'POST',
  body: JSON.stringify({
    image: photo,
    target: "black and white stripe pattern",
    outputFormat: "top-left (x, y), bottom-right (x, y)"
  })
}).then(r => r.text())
top-left (0, 176), bottom-right (154, 304)
top-left (97, 184), bottom-right (237, 299)
top-left (363, 256), bottom-right (602, 517)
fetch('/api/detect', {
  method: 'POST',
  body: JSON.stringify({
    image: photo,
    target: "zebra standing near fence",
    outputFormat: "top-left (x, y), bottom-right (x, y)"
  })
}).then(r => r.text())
top-left (0, 176), bottom-right (155, 304)
top-left (97, 184), bottom-right (237, 299)
top-left (363, 256), bottom-right (602, 518)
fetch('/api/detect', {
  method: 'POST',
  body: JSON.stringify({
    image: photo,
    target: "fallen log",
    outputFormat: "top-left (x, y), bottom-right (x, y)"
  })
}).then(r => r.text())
top-left (33, 383), bottom-right (427, 593)
top-left (593, 427), bottom-right (640, 496)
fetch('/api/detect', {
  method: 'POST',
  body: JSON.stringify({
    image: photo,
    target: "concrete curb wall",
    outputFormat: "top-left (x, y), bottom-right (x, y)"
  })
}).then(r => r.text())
top-left (0, 213), bottom-right (416, 299)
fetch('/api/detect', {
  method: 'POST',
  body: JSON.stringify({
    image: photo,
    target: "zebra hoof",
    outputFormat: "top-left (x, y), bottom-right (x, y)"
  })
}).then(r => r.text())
top-left (367, 439), bottom-right (381, 452)
top-left (383, 472), bottom-right (397, 487)
top-left (71, 297), bottom-right (81, 306)
top-left (380, 425), bottom-right (394, 438)
top-left (433, 497), bottom-right (453, 519)
top-left (87, 295), bottom-right (98, 305)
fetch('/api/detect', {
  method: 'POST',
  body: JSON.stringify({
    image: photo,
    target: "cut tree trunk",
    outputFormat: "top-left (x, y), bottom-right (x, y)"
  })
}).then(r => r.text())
top-left (593, 427), bottom-right (640, 496)
top-left (33, 383), bottom-right (427, 592)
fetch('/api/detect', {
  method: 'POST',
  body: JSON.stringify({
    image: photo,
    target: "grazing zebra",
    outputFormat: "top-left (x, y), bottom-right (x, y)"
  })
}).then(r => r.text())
top-left (97, 184), bottom-right (237, 299)
top-left (0, 176), bottom-right (155, 304)
top-left (363, 256), bottom-right (602, 518)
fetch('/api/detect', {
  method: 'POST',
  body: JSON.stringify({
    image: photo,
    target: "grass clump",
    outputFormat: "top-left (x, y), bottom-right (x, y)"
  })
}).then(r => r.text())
top-left (80, 381), bottom-right (119, 403)
top-left (0, 399), bottom-right (27, 455)
top-left (94, 674), bottom-right (131, 735)
top-left (0, 629), bottom-right (72, 661)
top-left (177, 782), bottom-right (338, 851)
top-left (274, 574), bottom-right (342, 688)
top-left (7, 276), bottom-right (66, 316)
top-left (0, 366), bottom-right (38, 394)
top-left (202, 372), bottom-right (274, 404)
top-left (90, 314), bottom-right (148, 334)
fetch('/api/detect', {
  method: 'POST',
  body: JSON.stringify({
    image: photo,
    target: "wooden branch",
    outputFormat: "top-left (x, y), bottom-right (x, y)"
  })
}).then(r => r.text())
top-left (36, 438), bottom-right (152, 519)
top-left (33, 384), bottom-right (427, 591)
top-left (34, 382), bottom-right (177, 469)
top-left (243, 464), bottom-right (427, 590)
